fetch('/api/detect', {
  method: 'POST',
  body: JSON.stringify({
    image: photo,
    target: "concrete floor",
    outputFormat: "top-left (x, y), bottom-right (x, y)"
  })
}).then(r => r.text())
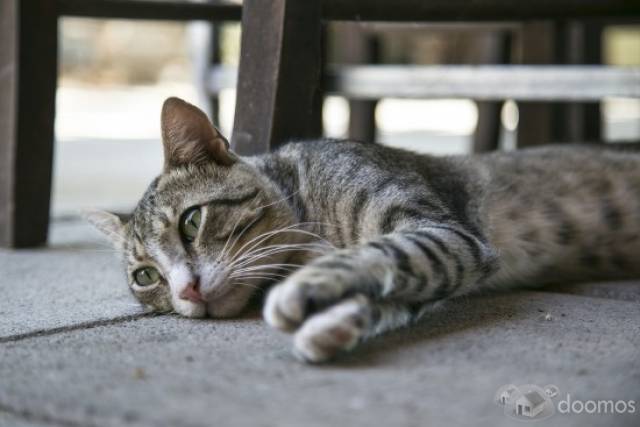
top-left (1, 220), bottom-right (640, 427)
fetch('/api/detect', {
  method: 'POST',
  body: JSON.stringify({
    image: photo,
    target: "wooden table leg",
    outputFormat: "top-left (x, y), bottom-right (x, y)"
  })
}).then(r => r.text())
top-left (231, 0), bottom-right (323, 155)
top-left (0, 0), bottom-right (57, 248)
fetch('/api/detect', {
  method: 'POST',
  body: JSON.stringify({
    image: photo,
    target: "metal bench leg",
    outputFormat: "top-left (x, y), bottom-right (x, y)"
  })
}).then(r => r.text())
top-left (0, 0), bottom-right (57, 248)
top-left (231, 0), bottom-right (323, 155)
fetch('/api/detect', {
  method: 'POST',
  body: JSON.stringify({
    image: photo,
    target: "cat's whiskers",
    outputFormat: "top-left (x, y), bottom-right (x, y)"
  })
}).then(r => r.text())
top-left (228, 249), bottom-right (308, 272)
top-left (230, 268), bottom-right (293, 278)
top-left (231, 262), bottom-right (302, 274)
top-left (216, 212), bottom-right (264, 264)
top-left (230, 274), bottom-right (282, 283)
top-left (228, 242), bottom-right (331, 270)
top-left (231, 272), bottom-right (289, 280)
top-left (228, 223), bottom-right (333, 266)
top-left (240, 241), bottom-right (332, 259)
top-left (228, 280), bottom-right (264, 292)
top-left (236, 221), bottom-right (331, 254)
top-left (216, 214), bottom-right (245, 263)
top-left (228, 248), bottom-right (317, 274)
top-left (227, 225), bottom-right (304, 260)
top-left (218, 193), bottom-right (307, 263)
top-left (231, 273), bottom-right (284, 280)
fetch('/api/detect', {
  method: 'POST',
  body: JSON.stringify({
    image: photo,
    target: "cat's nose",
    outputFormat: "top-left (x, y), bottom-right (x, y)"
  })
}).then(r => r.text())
top-left (179, 281), bottom-right (204, 304)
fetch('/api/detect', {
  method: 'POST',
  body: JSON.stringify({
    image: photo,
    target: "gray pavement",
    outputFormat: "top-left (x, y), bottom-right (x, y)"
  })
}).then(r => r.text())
top-left (1, 220), bottom-right (639, 427)
top-left (0, 221), bottom-right (144, 340)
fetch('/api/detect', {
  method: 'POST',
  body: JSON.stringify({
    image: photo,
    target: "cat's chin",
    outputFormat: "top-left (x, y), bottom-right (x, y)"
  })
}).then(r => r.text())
top-left (173, 299), bottom-right (207, 318)
top-left (205, 285), bottom-right (254, 318)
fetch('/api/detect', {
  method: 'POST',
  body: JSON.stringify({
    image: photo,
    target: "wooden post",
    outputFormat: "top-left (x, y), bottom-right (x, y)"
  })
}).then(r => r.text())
top-left (0, 0), bottom-right (58, 247)
top-left (561, 22), bottom-right (603, 142)
top-left (231, 0), bottom-right (324, 155)
top-left (207, 24), bottom-right (222, 125)
top-left (473, 31), bottom-right (511, 153)
top-left (516, 22), bottom-right (558, 148)
top-left (335, 24), bottom-right (380, 142)
top-left (518, 22), bottom-right (602, 146)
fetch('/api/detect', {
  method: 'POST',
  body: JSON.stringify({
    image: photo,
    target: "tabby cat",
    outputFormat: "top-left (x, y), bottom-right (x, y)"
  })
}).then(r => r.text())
top-left (87, 97), bottom-right (640, 362)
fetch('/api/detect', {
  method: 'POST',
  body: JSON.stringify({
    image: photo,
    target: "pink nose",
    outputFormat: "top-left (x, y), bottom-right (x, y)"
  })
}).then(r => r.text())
top-left (179, 281), bottom-right (204, 304)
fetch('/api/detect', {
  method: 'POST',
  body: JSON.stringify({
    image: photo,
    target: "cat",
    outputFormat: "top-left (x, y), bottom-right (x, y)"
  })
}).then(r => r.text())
top-left (87, 97), bottom-right (640, 362)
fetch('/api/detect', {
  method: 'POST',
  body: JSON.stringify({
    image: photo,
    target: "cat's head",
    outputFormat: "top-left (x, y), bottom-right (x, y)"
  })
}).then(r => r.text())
top-left (86, 97), bottom-right (299, 318)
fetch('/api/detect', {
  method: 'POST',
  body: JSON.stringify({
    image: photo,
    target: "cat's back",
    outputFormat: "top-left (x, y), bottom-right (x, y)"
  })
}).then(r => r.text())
top-left (478, 143), bottom-right (640, 286)
top-left (277, 138), bottom-right (436, 170)
top-left (274, 138), bottom-right (469, 190)
top-left (274, 139), bottom-right (640, 197)
top-left (479, 143), bottom-right (640, 185)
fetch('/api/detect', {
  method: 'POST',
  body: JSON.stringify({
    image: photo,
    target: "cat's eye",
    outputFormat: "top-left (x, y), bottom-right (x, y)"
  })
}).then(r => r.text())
top-left (180, 206), bottom-right (202, 242)
top-left (133, 267), bottom-right (161, 287)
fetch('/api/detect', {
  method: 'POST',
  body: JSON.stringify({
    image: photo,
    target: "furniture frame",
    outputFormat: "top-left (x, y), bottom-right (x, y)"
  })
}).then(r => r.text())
top-left (230, 0), bottom-right (640, 156)
top-left (0, 0), bottom-right (241, 248)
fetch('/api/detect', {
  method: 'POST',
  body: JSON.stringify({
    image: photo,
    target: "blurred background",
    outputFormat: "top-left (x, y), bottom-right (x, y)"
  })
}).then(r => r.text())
top-left (54, 17), bottom-right (640, 216)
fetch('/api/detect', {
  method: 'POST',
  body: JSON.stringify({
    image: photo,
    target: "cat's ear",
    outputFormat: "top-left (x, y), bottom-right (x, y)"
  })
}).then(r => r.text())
top-left (83, 209), bottom-right (128, 249)
top-left (160, 97), bottom-right (236, 171)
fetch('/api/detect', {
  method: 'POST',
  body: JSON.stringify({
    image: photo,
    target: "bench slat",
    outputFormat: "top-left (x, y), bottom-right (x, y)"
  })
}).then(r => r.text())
top-left (208, 65), bottom-right (640, 101)
top-left (328, 65), bottom-right (640, 101)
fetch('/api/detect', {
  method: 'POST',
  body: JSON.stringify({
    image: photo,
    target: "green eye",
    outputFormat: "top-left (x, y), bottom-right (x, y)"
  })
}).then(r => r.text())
top-left (180, 206), bottom-right (202, 242)
top-left (133, 267), bottom-right (161, 287)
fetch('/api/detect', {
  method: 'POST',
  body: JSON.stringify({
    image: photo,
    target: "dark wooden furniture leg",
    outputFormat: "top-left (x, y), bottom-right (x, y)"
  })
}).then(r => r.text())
top-left (231, 0), bottom-right (323, 155)
top-left (339, 25), bottom-right (380, 142)
top-left (208, 24), bottom-right (222, 125)
top-left (474, 102), bottom-right (503, 152)
top-left (473, 31), bottom-right (511, 153)
top-left (518, 22), bottom-right (602, 146)
top-left (0, 0), bottom-right (57, 248)
top-left (558, 22), bottom-right (603, 142)
top-left (516, 22), bottom-right (557, 148)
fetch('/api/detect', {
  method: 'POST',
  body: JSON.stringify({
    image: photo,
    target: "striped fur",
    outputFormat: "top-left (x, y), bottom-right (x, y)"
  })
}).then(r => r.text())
top-left (87, 99), bottom-right (640, 362)
top-left (260, 141), bottom-right (640, 361)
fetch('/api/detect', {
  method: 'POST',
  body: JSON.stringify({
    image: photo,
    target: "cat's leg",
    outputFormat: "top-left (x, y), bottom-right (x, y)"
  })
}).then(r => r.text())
top-left (264, 224), bottom-right (497, 336)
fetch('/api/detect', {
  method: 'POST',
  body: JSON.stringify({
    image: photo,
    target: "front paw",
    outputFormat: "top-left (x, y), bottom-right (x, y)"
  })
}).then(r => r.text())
top-left (292, 296), bottom-right (371, 363)
top-left (263, 264), bottom-right (354, 332)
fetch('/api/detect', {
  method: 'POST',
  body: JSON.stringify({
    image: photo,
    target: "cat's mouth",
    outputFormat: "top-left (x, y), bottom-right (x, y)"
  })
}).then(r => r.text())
top-left (199, 268), bottom-right (232, 300)
top-left (196, 269), bottom-right (253, 317)
top-left (178, 263), bottom-right (267, 318)
top-left (203, 282), bottom-right (255, 318)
